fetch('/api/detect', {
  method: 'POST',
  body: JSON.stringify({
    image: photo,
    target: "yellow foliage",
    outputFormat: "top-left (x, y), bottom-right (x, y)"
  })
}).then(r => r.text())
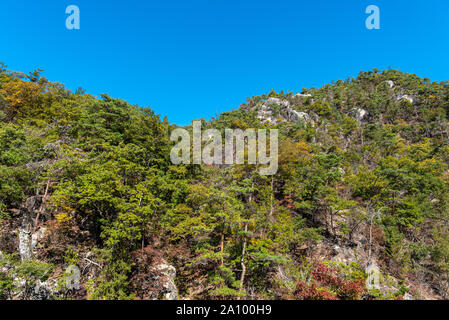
top-left (54, 212), bottom-right (73, 224)
top-left (279, 140), bottom-right (312, 165)
top-left (0, 80), bottom-right (43, 119)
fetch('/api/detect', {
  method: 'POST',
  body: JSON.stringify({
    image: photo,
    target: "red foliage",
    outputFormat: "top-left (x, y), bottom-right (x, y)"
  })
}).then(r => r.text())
top-left (295, 281), bottom-right (338, 300)
top-left (294, 262), bottom-right (366, 300)
top-left (129, 246), bottom-right (165, 300)
top-left (281, 195), bottom-right (295, 209)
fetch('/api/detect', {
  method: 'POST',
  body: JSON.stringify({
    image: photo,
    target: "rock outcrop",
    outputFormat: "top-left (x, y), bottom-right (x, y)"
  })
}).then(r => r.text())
top-left (155, 261), bottom-right (178, 300)
top-left (397, 94), bottom-right (414, 104)
top-left (252, 97), bottom-right (317, 125)
top-left (385, 80), bottom-right (395, 89)
top-left (354, 108), bottom-right (368, 124)
top-left (31, 227), bottom-right (48, 254)
top-left (18, 227), bottom-right (32, 261)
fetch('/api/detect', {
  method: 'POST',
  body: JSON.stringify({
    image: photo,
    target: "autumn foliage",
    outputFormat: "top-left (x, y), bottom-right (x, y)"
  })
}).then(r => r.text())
top-left (294, 263), bottom-right (366, 300)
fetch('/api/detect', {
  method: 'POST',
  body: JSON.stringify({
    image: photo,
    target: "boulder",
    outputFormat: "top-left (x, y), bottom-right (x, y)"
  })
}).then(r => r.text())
top-left (397, 95), bottom-right (414, 104)
top-left (403, 292), bottom-right (414, 300)
top-left (355, 108), bottom-right (367, 123)
top-left (284, 108), bottom-right (312, 124)
top-left (385, 80), bottom-right (395, 89)
top-left (33, 279), bottom-right (57, 300)
top-left (13, 277), bottom-right (58, 300)
top-left (31, 227), bottom-right (48, 253)
top-left (155, 262), bottom-right (178, 300)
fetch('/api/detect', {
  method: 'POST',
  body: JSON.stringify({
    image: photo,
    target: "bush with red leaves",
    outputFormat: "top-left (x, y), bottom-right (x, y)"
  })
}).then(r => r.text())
top-left (129, 246), bottom-right (165, 300)
top-left (294, 262), bottom-right (366, 300)
top-left (295, 281), bottom-right (338, 300)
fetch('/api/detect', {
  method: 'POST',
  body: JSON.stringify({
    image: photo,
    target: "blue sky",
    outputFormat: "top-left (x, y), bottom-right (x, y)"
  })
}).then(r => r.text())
top-left (1, 0), bottom-right (448, 125)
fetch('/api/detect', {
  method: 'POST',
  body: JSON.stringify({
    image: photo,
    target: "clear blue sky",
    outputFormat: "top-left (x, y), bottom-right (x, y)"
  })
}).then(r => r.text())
top-left (1, 0), bottom-right (448, 125)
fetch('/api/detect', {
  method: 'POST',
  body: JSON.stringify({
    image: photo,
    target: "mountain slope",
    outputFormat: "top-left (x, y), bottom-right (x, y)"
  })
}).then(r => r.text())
top-left (1, 65), bottom-right (449, 300)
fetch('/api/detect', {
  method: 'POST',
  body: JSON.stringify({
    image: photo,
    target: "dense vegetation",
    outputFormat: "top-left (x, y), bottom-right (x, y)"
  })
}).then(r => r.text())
top-left (1, 63), bottom-right (449, 300)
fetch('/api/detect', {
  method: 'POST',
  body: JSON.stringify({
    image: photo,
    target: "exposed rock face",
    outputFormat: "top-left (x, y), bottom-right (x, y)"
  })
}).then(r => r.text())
top-left (275, 265), bottom-right (295, 291)
top-left (265, 97), bottom-right (289, 107)
top-left (155, 261), bottom-right (178, 300)
top-left (403, 292), bottom-right (414, 300)
top-left (18, 196), bottom-right (36, 261)
top-left (355, 108), bottom-right (368, 124)
top-left (13, 277), bottom-right (58, 300)
top-left (254, 97), bottom-right (317, 125)
top-left (18, 227), bottom-right (32, 261)
top-left (31, 227), bottom-right (48, 254)
top-left (257, 104), bottom-right (275, 123)
top-left (397, 95), bottom-right (414, 104)
top-left (385, 80), bottom-right (395, 89)
top-left (295, 93), bottom-right (312, 98)
top-left (320, 242), bottom-right (423, 300)
top-left (19, 226), bottom-right (48, 261)
top-left (284, 106), bottom-right (311, 124)
top-left (331, 244), bottom-right (360, 264)
top-left (32, 279), bottom-right (57, 300)
top-left (256, 98), bottom-right (291, 123)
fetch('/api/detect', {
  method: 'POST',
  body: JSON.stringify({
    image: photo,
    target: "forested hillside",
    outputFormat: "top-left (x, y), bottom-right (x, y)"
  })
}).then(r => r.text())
top-left (1, 63), bottom-right (449, 300)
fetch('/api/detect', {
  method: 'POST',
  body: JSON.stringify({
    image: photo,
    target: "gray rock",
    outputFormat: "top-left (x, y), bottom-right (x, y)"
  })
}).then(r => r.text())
top-left (284, 108), bottom-right (312, 124)
top-left (355, 108), bottom-right (367, 123)
top-left (31, 227), bottom-right (48, 253)
top-left (18, 228), bottom-right (32, 261)
top-left (397, 95), bottom-right (414, 104)
top-left (275, 265), bottom-right (295, 291)
top-left (155, 262), bottom-right (178, 300)
top-left (255, 97), bottom-right (318, 125)
top-left (33, 280), bottom-right (54, 300)
top-left (295, 93), bottom-right (312, 98)
top-left (13, 277), bottom-right (58, 300)
top-left (265, 97), bottom-right (290, 108)
top-left (385, 80), bottom-right (395, 89)
top-left (257, 106), bottom-right (275, 124)
top-left (403, 292), bottom-right (414, 300)
top-left (13, 277), bottom-right (26, 290)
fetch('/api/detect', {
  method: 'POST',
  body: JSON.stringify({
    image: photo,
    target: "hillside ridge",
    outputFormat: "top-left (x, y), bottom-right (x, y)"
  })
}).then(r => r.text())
top-left (1, 65), bottom-right (449, 300)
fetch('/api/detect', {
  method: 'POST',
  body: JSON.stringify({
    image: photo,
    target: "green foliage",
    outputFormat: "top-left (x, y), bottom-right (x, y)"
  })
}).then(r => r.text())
top-left (1, 64), bottom-right (449, 299)
top-left (15, 260), bottom-right (53, 283)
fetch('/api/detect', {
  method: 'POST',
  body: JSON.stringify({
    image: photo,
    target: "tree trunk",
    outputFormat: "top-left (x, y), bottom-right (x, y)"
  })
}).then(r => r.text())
top-left (330, 208), bottom-right (335, 238)
top-left (220, 232), bottom-right (225, 267)
top-left (33, 179), bottom-right (51, 233)
top-left (269, 176), bottom-right (274, 223)
top-left (239, 222), bottom-right (248, 296)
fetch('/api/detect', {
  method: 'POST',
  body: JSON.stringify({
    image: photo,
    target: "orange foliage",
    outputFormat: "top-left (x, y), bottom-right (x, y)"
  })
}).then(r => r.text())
top-left (0, 80), bottom-right (43, 120)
